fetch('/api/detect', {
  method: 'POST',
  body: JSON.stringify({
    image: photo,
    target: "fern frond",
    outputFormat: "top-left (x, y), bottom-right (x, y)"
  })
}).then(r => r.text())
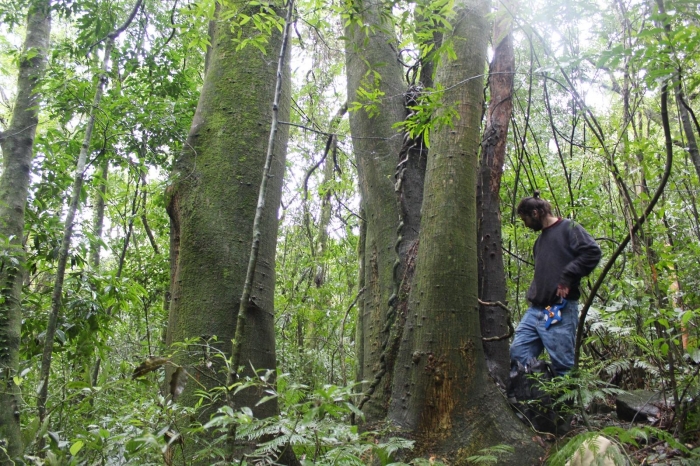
top-left (465, 444), bottom-right (514, 465)
top-left (604, 359), bottom-right (631, 376)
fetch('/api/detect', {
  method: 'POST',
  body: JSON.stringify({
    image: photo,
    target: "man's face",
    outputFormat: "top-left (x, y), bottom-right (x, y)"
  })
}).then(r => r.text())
top-left (520, 211), bottom-right (543, 231)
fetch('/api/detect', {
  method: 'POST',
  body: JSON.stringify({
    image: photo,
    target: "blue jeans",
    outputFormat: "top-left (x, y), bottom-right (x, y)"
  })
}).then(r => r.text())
top-left (510, 301), bottom-right (579, 376)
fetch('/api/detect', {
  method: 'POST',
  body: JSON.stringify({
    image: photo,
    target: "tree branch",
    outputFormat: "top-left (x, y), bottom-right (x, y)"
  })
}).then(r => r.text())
top-left (479, 299), bottom-right (515, 342)
top-left (574, 82), bottom-right (674, 368)
top-left (232, 0), bottom-right (295, 371)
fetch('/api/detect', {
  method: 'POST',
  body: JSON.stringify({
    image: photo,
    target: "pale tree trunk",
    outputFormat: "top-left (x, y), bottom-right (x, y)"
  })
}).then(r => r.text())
top-left (89, 160), bottom-right (109, 269)
top-left (314, 104), bottom-right (347, 287)
top-left (477, 0), bottom-right (516, 387)
top-left (87, 159), bottom-right (108, 388)
top-left (386, 0), bottom-right (542, 461)
top-left (164, 0), bottom-right (291, 460)
top-left (0, 0), bottom-right (51, 460)
top-left (344, 0), bottom-right (406, 422)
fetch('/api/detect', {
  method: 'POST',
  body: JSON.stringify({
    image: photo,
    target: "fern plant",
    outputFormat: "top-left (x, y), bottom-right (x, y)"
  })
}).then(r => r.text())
top-left (466, 444), bottom-right (515, 464)
top-left (197, 373), bottom-right (416, 465)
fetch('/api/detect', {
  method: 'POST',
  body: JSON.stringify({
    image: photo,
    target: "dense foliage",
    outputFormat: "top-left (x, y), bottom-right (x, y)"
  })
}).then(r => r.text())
top-left (2, 0), bottom-right (700, 463)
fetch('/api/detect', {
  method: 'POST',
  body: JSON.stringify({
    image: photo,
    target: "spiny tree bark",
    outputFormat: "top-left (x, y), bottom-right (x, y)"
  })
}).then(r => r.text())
top-left (344, 0), bottom-right (407, 422)
top-left (231, 0), bottom-right (294, 381)
top-left (0, 0), bottom-right (51, 460)
top-left (477, 0), bottom-right (516, 387)
top-left (387, 0), bottom-right (542, 461)
top-left (164, 0), bottom-right (291, 459)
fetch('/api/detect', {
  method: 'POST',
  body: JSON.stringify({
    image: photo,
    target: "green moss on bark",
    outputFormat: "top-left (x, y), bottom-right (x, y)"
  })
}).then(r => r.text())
top-left (344, 0), bottom-right (407, 422)
top-left (165, 1), bottom-right (291, 436)
top-left (0, 1), bottom-right (51, 459)
top-left (385, 0), bottom-right (543, 462)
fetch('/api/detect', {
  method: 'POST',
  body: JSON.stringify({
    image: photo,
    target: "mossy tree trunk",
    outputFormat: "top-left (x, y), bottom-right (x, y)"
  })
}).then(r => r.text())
top-left (164, 0), bottom-right (291, 454)
top-left (344, 0), bottom-right (407, 422)
top-left (477, 0), bottom-right (516, 387)
top-left (0, 1), bottom-right (50, 459)
top-left (386, 0), bottom-right (542, 461)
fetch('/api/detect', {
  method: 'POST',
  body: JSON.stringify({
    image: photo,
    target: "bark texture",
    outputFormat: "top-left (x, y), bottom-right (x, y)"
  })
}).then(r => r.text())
top-left (164, 0), bottom-right (291, 446)
top-left (387, 0), bottom-right (542, 461)
top-left (0, 1), bottom-right (51, 459)
top-left (344, 0), bottom-right (407, 421)
top-left (477, 0), bottom-right (515, 387)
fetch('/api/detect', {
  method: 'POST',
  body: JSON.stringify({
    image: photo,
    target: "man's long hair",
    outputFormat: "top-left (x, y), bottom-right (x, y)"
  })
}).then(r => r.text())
top-left (516, 190), bottom-right (553, 217)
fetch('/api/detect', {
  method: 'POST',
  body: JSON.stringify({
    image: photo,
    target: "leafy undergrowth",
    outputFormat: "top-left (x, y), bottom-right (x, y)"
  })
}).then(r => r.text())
top-left (525, 370), bottom-right (700, 466)
top-left (15, 352), bottom-right (700, 465)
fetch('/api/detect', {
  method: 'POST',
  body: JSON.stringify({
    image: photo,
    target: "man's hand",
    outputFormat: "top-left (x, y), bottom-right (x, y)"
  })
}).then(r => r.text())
top-left (557, 285), bottom-right (569, 298)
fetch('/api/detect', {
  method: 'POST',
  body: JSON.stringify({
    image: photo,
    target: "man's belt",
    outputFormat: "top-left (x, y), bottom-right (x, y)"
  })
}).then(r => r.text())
top-left (543, 299), bottom-right (567, 329)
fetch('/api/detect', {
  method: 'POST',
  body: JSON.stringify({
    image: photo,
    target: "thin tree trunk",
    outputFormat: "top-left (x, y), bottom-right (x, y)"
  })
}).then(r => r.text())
top-left (477, 0), bottom-right (516, 387)
top-left (91, 164), bottom-right (144, 385)
top-left (86, 160), bottom-right (108, 387)
top-left (37, 38), bottom-right (115, 424)
top-left (37, 0), bottom-right (143, 425)
top-left (89, 160), bottom-right (109, 269)
top-left (653, 0), bottom-right (700, 181)
top-left (140, 170), bottom-right (160, 255)
top-left (0, 0), bottom-right (51, 459)
top-left (314, 104), bottom-right (348, 286)
top-left (575, 83), bottom-right (674, 367)
top-left (117, 171), bottom-right (141, 277)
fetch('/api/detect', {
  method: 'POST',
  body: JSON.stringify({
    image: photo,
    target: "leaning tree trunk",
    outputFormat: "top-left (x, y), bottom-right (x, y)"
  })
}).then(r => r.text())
top-left (386, 0), bottom-right (542, 461)
top-left (37, 38), bottom-right (115, 425)
top-left (344, 0), bottom-right (407, 422)
top-left (37, 0), bottom-right (143, 428)
top-left (164, 0), bottom-right (291, 460)
top-left (0, 0), bottom-right (51, 460)
top-left (477, 0), bottom-right (516, 387)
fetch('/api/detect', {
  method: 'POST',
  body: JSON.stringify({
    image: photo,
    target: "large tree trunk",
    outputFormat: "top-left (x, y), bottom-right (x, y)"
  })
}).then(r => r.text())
top-left (477, 0), bottom-right (516, 387)
top-left (164, 0), bottom-right (291, 458)
top-left (0, 1), bottom-right (50, 459)
top-left (386, 0), bottom-right (542, 461)
top-left (344, 0), bottom-right (407, 422)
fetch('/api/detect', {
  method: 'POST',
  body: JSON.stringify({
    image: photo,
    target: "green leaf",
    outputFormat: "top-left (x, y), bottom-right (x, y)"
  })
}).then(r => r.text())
top-left (681, 311), bottom-right (693, 326)
top-left (70, 439), bottom-right (84, 455)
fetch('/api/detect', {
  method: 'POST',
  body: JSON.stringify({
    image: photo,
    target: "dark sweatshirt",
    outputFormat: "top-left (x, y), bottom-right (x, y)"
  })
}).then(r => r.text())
top-left (526, 218), bottom-right (601, 307)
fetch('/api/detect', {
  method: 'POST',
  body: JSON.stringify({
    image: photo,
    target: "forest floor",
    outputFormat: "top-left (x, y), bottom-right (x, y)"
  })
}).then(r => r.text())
top-left (538, 400), bottom-right (700, 465)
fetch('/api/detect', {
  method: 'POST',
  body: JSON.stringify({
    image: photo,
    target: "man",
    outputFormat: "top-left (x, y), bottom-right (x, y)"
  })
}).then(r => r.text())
top-left (510, 191), bottom-right (601, 376)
